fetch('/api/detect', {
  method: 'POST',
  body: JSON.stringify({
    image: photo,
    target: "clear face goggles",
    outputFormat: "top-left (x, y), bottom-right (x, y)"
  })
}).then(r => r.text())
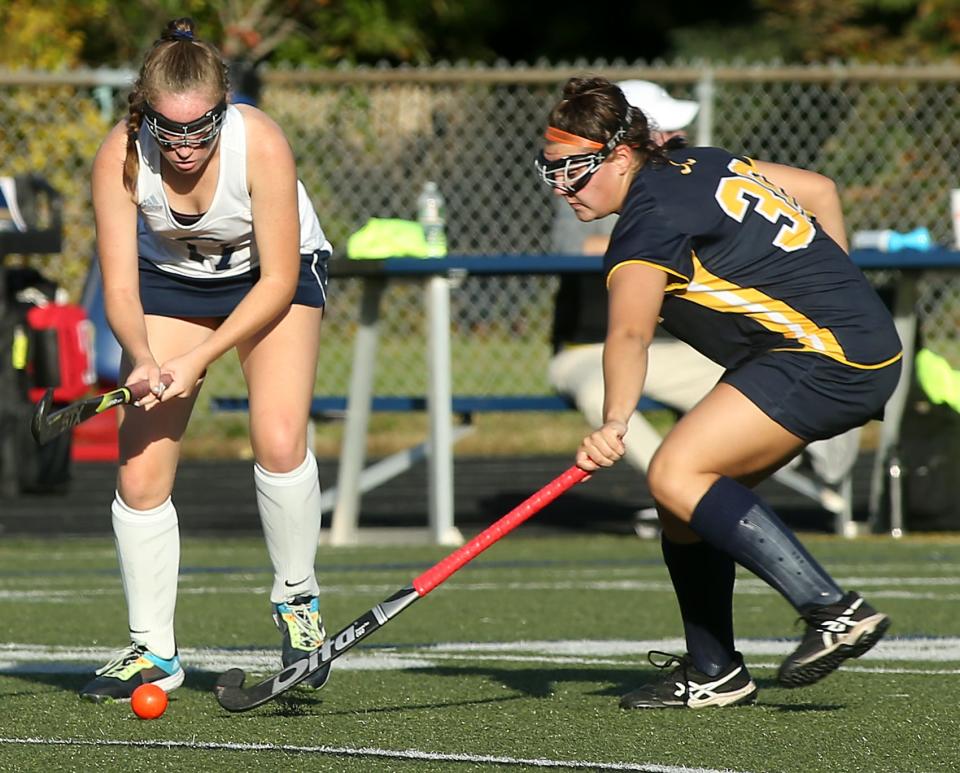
top-left (143, 100), bottom-right (227, 149)
top-left (535, 124), bottom-right (627, 194)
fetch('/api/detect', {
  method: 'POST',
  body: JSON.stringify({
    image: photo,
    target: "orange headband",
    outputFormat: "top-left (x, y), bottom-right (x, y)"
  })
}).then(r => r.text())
top-left (543, 126), bottom-right (604, 149)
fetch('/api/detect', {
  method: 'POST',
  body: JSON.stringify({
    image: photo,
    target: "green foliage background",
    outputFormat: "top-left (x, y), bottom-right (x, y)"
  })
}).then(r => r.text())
top-left (5, 0), bottom-right (960, 72)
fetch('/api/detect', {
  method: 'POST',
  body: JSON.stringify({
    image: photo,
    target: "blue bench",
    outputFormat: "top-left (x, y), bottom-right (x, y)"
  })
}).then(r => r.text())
top-left (209, 392), bottom-right (677, 540)
top-left (207, 390), bottom-right (852, 535)
top-left (210, 393), bottom-right (671, 417)
top-left (210, 390), bottom-right (856, 541)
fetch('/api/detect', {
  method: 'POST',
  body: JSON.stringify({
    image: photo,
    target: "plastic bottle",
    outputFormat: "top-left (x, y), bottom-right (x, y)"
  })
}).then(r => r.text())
top-left (851, 227), bottom-right (933, 252)
top-left (417, 181), bottom-right (447, 257)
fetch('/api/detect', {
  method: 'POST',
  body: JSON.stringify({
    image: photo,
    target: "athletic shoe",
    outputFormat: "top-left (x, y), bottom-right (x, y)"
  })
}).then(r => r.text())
top-left (79, 643), bottom-right (184, 702)
top-left (273, 594), bottom-right (331, 689)
top-left (619, 651), bottom-right (758, 709)
top-left (778, 591), bottom-right (890, 688)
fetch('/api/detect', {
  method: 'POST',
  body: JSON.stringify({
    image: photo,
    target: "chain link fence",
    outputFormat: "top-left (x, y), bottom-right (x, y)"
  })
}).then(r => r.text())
top-left (2, 63), bottom-right (960, 437)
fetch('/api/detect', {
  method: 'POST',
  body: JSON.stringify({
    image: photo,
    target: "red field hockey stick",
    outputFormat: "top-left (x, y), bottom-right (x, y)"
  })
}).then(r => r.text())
top-left (214, 464), bottom-right (588, 712)
top-left (31, 375), bottom-right (173, 445)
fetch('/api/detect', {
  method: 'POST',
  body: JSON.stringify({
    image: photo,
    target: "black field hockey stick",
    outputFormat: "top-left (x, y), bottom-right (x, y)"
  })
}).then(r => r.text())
top-left (31, 375), bottom-right (172, 445)
top-left (214, 464), bottom-right (588, 712)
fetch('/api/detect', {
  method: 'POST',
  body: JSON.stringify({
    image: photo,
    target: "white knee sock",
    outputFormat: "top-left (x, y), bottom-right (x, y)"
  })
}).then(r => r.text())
top-left (111, 493), bottom-right (180, 659)
top-left (254, 451), bottom-right (322, 604)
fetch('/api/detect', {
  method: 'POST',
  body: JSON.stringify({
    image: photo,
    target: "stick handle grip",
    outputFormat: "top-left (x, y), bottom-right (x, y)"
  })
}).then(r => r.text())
top-left (126, 374), bottom-right (174, 401)
top-left (413, 465), bottom-right (587, 596)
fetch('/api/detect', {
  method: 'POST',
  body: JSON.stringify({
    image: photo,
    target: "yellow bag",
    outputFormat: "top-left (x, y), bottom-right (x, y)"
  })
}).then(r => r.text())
top-left (915, 348), bottom-right (960, 414)
top-left (346, 218), bottom-right (432, 259)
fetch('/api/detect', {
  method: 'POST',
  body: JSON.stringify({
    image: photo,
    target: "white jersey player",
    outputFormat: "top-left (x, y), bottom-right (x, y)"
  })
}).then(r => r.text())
top-left (79, 17), bottom-right (332, 702)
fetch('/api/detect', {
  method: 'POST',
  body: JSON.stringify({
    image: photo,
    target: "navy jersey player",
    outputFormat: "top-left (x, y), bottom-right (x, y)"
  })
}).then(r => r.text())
top-left (536, 76), bottom-right (901, 709)
top-left (79, 18), bottom-right (332, 701)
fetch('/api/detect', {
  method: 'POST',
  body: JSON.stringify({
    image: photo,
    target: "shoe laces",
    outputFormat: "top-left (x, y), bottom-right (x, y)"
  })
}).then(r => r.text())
top-left (95, 643), bottom-right (147, 676)
top-left (645, 650), bottom-right (694, 702)
top-left (647, 650), bottom-right (689, 672)
top-left (282, 599), bottom-right (325, 648)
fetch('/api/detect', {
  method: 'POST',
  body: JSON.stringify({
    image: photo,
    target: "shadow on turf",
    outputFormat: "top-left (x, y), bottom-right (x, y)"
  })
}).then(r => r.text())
top-left (1, 670), bottom-right (268, 706)
top-left (184, 669), bottom-right (530, 718)
top-left (6, 668), bottom-right (840, 715)
top-left (402, 666), bottom-right (844, 712)
top-left (187, 668), bottom-right (842, 715)
top-left (273, 693), bottom-right (526, 719)
top-left (2, 672), bottom-right (90, 698)
top-left (1, 669), bottom-right (331, 716)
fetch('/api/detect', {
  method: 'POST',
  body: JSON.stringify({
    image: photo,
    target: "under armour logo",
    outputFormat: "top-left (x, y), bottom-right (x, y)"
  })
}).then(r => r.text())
top-left (669, 158), bottom-right (697, 175)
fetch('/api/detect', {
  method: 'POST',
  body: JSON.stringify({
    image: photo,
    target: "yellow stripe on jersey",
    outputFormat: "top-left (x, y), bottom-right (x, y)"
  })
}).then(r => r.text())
top-left (685, 255), bottom-right (900, 369)
top-left (606, 259), bottom-right (689, 293)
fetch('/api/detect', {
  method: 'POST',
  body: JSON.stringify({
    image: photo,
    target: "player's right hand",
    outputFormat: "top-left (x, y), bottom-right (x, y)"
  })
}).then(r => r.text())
top-left (126, 358), bottom-right (163, 410)
top-left (576, 420), bottom-right (627, 471)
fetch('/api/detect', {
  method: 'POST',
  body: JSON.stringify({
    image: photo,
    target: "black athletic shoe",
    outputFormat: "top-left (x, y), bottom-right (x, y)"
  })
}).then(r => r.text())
top-left (619, 651), bottom-right (758, 709)
top-left (273, 594), bottom-right (331, 689)
top-left (79, 643), bottom-right (184, 703)
top-left (778, 591), bottom-right (890, 688)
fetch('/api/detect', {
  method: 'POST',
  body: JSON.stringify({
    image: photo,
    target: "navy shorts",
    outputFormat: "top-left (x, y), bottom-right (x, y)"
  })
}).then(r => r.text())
top-left (721, 351), bottom-right (902, 442)
top-left (139, 249), bottom-right (329, 318)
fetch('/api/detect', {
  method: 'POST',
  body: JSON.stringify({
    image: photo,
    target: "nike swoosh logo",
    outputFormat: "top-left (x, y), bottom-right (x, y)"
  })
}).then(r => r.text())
top-left (284, 577), bottom-right (310, 588)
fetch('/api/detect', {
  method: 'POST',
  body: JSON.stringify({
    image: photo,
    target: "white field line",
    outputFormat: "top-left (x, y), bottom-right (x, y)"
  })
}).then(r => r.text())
top-left (2, 636), bottom-right (960, 677)
top-left (6, 575), bottom-right (960, 602)
top-left (0, 737), bottom-right (743, 773)
top-left (1, 555), bottom-right (959, 577)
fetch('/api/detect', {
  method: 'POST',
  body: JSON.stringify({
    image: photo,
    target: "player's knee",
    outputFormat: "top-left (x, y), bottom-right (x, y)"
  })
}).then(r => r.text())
top-left (646, 450), bottom-right (694, 517)
top-left (117, 467), bottom-right (173, 510)
top-left (252, 423), bottom-right (307, 472)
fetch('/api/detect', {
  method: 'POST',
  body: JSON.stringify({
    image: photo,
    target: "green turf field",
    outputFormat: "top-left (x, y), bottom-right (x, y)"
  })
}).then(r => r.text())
top-left (1, 532), bottom-right (959, 772)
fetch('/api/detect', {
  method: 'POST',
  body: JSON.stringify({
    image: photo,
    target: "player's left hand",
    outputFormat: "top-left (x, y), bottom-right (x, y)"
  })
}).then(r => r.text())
top-left (576, 420), bottom-right (627, 471)
top-left (154, 352), bottom-right (208, 402)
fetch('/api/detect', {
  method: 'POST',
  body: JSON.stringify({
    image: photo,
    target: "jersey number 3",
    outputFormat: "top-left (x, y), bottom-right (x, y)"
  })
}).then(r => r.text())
top-left (714, 159), bottom-right (815, 252)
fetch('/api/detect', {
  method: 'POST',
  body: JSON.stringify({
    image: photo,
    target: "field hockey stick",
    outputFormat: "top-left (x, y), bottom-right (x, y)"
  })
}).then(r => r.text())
top-left (214, 464), bottom-right (588, 712)
top-left (30, 374), bottom-right (173, 445)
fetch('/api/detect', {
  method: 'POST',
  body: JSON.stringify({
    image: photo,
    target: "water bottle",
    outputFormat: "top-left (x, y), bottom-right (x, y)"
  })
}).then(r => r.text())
top-left (851, 227), bottom-right (933, 252)
top-left (417, 181), bottom-right (447, 257)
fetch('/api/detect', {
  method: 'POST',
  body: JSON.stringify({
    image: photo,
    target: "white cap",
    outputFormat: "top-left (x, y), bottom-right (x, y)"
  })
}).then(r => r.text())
top-left (617, 79), bottom-right (699, 132)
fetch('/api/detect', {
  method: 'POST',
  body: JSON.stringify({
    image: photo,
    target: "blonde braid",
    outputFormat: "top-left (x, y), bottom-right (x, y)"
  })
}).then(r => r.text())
top-left (123, 84), bottom-right (145, 193)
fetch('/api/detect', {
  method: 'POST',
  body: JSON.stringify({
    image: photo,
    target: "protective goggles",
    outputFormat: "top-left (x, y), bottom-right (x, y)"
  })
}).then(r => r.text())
top-left (143, 100), bottom-right (227, 149)
top-left (535, 124), bottom-right (628, 194)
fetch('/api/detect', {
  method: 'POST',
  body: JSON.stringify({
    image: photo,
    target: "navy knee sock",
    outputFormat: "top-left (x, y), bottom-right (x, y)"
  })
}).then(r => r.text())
top-left (661, 534), bottom-right (736, 677)
top-left (689, 476), bottom-right (843, 611)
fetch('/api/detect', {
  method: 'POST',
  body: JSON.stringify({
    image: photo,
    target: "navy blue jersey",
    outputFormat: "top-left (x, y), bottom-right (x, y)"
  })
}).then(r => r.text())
top-left (603, 147), bottom-right (901, 370)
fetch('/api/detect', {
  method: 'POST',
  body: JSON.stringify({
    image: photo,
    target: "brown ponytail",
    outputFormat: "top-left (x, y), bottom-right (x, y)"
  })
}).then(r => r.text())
top-left (121, 17), bottom-right (230, 192)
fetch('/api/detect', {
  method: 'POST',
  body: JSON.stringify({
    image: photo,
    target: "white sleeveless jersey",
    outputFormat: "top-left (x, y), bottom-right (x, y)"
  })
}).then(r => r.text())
top-left (136, 105), bottom-right (330, 279)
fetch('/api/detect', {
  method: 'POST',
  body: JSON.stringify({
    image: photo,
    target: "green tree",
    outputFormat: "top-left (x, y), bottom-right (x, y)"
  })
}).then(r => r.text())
top-left (0, 1), bottom-right (115, 293)
top-left (0, 0), bottom-right (111, 68)
top-left (672, 0), bottom-right (960, 63)
top-left (38, 0), bottom-right (494, 69)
